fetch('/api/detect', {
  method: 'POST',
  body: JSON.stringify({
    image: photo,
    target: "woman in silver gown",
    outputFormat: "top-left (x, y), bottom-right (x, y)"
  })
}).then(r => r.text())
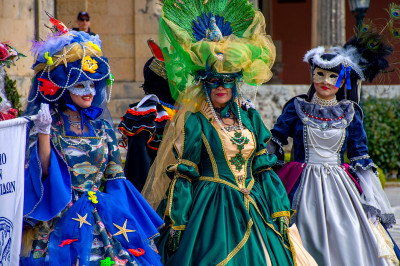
top-left (270, 41), bottom-right (399, 265)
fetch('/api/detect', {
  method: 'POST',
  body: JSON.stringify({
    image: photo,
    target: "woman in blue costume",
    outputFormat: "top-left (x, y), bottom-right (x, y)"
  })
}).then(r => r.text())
top-left (21, 20), bottom-right (164, 265)
top-left (270, 21), bottom-right (399, 265)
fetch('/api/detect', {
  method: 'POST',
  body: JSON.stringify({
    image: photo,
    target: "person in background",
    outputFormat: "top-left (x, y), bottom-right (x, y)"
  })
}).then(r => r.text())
top-left (72, 11), bottom-right (96, 36)
top-left (119, 39), bottom-right (175, 191)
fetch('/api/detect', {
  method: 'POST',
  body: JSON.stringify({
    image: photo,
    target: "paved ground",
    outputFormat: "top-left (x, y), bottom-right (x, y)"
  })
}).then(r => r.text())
top-left (384, 185), bottom-right (400, 245)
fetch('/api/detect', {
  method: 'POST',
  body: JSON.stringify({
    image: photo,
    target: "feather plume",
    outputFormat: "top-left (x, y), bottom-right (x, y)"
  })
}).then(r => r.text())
top-left (345, 29), bottom-right (393, 82)
top-left (161, 0), bottom-right (256, 42)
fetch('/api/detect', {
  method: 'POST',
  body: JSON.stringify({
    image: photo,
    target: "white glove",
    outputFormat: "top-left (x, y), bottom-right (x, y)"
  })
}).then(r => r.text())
top-left (35, 103), bottom-right (52, 134)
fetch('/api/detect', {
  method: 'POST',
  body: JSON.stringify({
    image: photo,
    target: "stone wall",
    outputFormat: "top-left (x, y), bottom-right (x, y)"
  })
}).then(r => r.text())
top-left (0, 0), bottom-right (36, 101)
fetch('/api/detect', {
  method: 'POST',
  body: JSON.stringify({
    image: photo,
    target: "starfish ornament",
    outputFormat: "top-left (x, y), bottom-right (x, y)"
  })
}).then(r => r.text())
top-left (54, 47), bottom-right (73, 68)
top-left (72, 213), bottom-right (91, 228)
top-left (113, 219), bottom-right (136, 242)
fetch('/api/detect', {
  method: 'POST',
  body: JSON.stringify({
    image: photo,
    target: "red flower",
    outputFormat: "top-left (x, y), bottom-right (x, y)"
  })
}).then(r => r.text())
top-left (38, 78), bottom-right (60, 96)
top-left (0, 43), bottom-right (10, 61)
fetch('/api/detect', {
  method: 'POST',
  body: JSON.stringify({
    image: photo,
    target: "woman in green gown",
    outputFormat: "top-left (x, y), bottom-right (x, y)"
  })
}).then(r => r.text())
top-left (141, 1), bottom-right (317, 265)
top-left (155, 73), bottom-right (295, 266)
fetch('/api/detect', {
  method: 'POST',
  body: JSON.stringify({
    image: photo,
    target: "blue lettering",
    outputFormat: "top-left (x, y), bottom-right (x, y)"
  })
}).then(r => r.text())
top-left (0, 181), bottom-right (15, 196)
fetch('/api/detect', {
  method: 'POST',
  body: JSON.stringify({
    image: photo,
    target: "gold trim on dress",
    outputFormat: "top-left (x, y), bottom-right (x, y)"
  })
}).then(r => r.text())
top-left (201, 133), bottom-right (219, 178)
top-left (216, 219), bottom-right (254, 266)
top-left (271, 211), bottom-right (291, 219)
top-left (200, 107), bottom-right (256, 188)
top-left (254, 149), bottom-right (267, 157)
top-left (164, 173), bottom-right (192, 229)
top-left (181, 159), bottom-right (199, 173)
top-left (164, 177), bottom-right (178, 221)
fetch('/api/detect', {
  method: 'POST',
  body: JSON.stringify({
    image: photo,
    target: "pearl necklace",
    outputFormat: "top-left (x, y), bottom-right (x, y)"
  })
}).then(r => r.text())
top-left (206, 94), bottom-right (244, 141)
top-left (307, 126), bottom-right (345, 158)
top-left (312, 94), bottom-right (338, 107)
top-left (206, 95), bottom-right (250, 171)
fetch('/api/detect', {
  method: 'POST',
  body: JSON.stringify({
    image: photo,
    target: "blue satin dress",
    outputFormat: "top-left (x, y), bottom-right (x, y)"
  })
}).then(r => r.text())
top-left (22, 111), bottom-right (164, 266)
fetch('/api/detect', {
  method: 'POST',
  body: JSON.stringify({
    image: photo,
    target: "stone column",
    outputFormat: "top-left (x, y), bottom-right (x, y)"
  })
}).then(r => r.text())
top-left (249, 0), bottom-right (259, 8)
top-left (312, 0), bottom-right (345, 47)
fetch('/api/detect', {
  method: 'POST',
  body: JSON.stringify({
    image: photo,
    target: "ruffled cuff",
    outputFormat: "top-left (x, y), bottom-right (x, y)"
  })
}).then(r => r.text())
top-left (362, 205), bottom-right (396, 228)
top-left (349, 156), bottom-right (378, 174)
top-left (166, 159), bottom-right (200, 180)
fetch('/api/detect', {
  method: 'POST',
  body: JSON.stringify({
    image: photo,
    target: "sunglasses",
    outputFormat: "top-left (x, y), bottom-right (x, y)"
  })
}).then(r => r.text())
top-left (79, 18), bottom-right (90, 22)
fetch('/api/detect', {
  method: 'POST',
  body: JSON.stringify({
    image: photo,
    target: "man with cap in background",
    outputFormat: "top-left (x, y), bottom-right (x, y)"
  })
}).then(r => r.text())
top-left (72, 11), bottom-right (96, 36)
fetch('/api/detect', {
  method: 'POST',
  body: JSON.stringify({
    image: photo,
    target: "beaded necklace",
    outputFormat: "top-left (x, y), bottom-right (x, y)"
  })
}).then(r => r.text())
top-left (206, 95), bottom-right (249, 171)
top-left (312, 94), bottom-right (338, 107)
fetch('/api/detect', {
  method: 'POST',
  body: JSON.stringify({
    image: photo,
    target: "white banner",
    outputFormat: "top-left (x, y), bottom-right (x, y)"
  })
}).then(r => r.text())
top-left (0, 117), bottom-right (29, 265)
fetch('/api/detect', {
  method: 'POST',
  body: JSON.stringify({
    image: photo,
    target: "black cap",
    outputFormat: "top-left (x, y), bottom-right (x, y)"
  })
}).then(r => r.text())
top-left (77, 11), bottom-right (90, 20)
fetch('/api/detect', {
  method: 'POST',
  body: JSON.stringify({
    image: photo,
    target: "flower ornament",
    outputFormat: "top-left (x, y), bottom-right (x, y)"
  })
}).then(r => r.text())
top-left (82, 56), bottom-right (98, 73)
top-left (0, 42), bottom-right (25, 68)
top-left (38, 78), bottom-right (60, 96)
top-left (0, 43), bottom-right (10, 61)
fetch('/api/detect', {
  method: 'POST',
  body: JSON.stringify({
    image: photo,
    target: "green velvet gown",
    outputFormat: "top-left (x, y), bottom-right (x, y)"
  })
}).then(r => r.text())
top-left (156, 101), bottom-right (295, 266)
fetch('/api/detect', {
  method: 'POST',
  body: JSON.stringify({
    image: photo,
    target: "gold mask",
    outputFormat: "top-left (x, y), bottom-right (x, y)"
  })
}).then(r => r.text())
top-left (313, 67), bottom-right (340, 87)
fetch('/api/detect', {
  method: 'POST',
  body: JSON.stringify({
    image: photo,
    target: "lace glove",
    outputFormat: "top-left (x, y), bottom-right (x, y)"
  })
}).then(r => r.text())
top-left (167, 228), bottom-right (183, 254)
top-left (35, 103), bottom-right (52, 134)
top-left (274, 216), bottom-right (289, 239)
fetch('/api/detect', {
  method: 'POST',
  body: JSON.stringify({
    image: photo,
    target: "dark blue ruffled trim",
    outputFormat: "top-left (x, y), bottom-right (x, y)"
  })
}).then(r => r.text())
top-left (349, 158), bottom-right (378, 173)
top-left (294, 97), bottom-right (355, 129)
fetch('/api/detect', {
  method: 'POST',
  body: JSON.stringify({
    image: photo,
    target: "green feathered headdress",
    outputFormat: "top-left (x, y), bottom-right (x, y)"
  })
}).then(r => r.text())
top-left (159, 0), bottom-right (276, 100)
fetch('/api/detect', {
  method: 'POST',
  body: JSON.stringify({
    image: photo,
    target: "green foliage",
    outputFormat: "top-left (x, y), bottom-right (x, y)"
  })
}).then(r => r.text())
top-left (4, 72), bottom-right (22, 116)
top-left (376, 167), bottom-right (386, 188)
top-left (363, 97), bottom-right (400, 179)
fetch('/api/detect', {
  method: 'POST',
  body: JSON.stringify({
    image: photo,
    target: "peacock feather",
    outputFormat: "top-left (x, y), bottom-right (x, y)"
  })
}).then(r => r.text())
top-left (161, 0), bottom-right (256, 42)
top-left (346, 17), bottom-right (393, 82)
top-left (387, 3), bottom-right (400, 20)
